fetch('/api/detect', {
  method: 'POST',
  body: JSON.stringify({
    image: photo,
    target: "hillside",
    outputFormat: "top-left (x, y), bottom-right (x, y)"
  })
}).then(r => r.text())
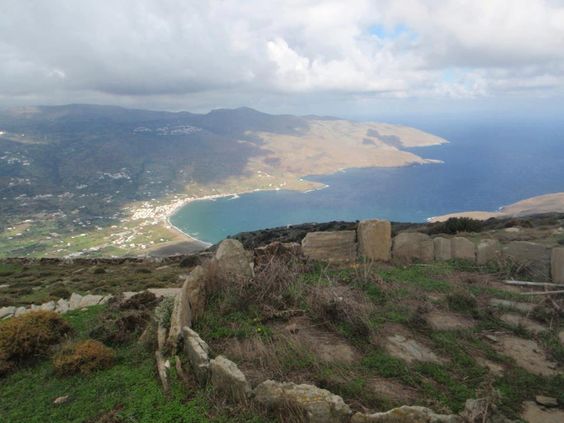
top-left (0, 105), bottom-right (446, 258)
top-left (0, 217), bottom-right (563, 422)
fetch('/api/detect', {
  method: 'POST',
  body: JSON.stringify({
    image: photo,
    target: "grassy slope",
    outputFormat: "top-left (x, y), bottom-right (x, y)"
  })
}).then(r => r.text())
top-left (0, 305), bottom-right (269, 423)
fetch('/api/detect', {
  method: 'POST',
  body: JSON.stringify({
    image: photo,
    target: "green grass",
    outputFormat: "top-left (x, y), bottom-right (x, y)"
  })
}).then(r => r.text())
top-left (376, 264), bottom-right (452, 293)
top-left (0, 305), bottom-right (270, 423)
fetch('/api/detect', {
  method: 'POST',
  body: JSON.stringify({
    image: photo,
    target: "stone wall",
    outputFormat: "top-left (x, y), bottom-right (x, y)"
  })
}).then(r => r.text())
top-left (299, 219), bottom-right (564, 282)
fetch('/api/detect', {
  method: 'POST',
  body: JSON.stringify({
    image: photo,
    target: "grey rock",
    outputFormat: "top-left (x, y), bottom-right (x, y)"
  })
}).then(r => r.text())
top-left (301, 231), bottom-right (357, 263)
top-left (68, 293), bottom-right (82, 310)
top-left (182, 326), bottom-right (210, 385)
top-left (392, 232), bottom-right (434, 262)
top-left (15, 306), bottom-right (29, 317)
top-left (451, 237), bottom-right (475, 262)
top-left (477, 239), bottom-right (500, 265)
top-left (385, 334), bottom-right (442, 364)
top-left (55, 298), bottom-right (69, 314)
top-left (182, 265), bottom-right (207, 320)
top-left (503, 241), bottom-right (550, 280)
top-left (215, 238), bottom-right (254, 279)
top-left (99, 295), bottom-right (112, 305)
top-left (551, 247), bottom-right (564, 283)
top-left (78, 294), bottom-right (103, 308)
top-left (357, 220), bottom-right (392, 262)
top-left (536, 395), bottom-right (558, 407)
top-left (489, 298), bottom-right (535, 313)
top-left (210, 355), bottom-right (251, 402)
top-left (352, 406), bottom-right (462, 422)
top-left (254, 380), bottom-right (351, 423)
top-left (0, 306), bottom-right (15, 319)
top-left (53, 395), bottom-right (69, 405)
top-left (433, 237), bottom-right (452, 261)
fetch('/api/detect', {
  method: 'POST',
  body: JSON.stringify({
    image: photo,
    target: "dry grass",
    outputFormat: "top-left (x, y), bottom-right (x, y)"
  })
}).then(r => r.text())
top-left (0, 310), bottom-right (71, 374)
top-left (53, 339), bottom-right (115, 375)
top-left (306, 284), bottom-right (375, 337)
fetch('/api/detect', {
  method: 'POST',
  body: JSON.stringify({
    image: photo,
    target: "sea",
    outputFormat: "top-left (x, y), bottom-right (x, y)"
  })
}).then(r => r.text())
top-left (171, 116), bottom-right (564, 244)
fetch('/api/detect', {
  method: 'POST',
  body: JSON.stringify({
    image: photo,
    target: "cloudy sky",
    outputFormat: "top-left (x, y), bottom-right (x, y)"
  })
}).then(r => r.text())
top-left (1, 0), bottom-right (564, 118)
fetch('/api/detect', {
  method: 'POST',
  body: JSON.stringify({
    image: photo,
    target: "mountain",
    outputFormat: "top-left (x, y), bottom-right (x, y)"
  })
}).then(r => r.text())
top-left (0, 104), bottom-right (446, 257)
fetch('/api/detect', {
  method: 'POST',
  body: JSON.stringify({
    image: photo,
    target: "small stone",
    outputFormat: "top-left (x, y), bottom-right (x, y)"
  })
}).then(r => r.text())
top-left (485, 334), bottom-right (498, 343)
top-left (53, 395), bottom-right (69, 405)
top-left (536, 395), bottom-right (558, 407)
top-left (55, 298), bottom-right (69, 313)
top-left (352, 405), bottom-right (462, 422)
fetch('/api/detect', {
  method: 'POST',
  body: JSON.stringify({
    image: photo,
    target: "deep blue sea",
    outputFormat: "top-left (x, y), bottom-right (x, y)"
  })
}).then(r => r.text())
top-left (171, 116), bottom-right (564, 244)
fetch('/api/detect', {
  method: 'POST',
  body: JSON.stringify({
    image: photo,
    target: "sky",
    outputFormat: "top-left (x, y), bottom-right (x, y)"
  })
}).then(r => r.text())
top-left (1, 0), bottom-right (564, 119)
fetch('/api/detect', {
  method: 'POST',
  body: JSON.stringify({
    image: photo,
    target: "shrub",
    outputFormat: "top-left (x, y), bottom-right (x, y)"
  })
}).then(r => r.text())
top-left (442, 218), bottom-right (483, 234)
top-left (90, 310), bottom-right (151, 345)
top-left (53, 340), bottom-right (115, 375)
top-left (0, 311), bottom-right (72, 368)
top-left (155, 296), bottom-right (174, 329)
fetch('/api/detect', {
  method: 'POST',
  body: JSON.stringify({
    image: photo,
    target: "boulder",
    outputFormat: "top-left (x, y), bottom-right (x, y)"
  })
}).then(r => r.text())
top-left (357, 220), bottom-right (392, 262)
top-left (182, 265), bottom-right (207, 320)
top-left (301, 231), bottom-right (357, 263)
top-left (551, 247), bottom-right (564, 283)
top-left (69, 293), bottom-right (82, 310)
top-left (352, 406), bottom-right (462, 422)
top-left (0, 306), bottom-right (15, 319)
top-left (451, 237), bottom-right (475, 262)
top-left (39, 301), bottom-right (56, 311)
top-left (477, 239), bottom-right (500, 265)
top-left (215, 239), bottom-right (254, 279)
top-left (392, 232), bottom-right (434, 262)
top-left (55, 299), bottom-right (69, 314)
top-left (167, 291), bottom-right (192, 351)
top-left (433, 237), bottom-right (452, 261)
top-left (210, 355), bottom-right (251, 402)
top-left (182, 326), bottom-right (210, 385)
top-left (503, 241), bottom-right (550, 280)
top-left (254, 380), bottom-right (352, 423)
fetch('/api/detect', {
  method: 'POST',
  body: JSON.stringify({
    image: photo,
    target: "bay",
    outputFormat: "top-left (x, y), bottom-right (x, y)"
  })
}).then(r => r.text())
top-left (171, 116), bottom-right (564, 244)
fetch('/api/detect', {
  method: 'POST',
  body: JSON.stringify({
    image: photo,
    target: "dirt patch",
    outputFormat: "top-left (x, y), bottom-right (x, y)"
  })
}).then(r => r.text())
top-left (499, 313), bottom-right (547, 334)
top-left (277, 316), bottom-right (360, 364)
top-left (475, 357), bottom-right (504, 376)
top-left (497, 335), bottom-right (558, 376)
top-left (521, 401), bottom-right (564, 423)
top-left (489, 298), bottom-right (535, 313)
top-left (424, 310), bottom-right (475, 331)
top-left (368, 377), bottom-right (419, 404)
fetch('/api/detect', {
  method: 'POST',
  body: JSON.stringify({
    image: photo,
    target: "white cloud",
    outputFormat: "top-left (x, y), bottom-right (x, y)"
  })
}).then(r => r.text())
top-left (0, 0), bottom-right (563, 110)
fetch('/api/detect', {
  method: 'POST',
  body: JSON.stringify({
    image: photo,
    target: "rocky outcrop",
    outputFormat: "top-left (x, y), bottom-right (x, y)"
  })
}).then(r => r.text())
top-left (503, 241), bottom-right (550, 280)
top-left (301, 231), bottom-right (357, 263)
top-left (254, 380), bottom-right (352, 423)
top-left (433, 237), bottom-right (452, 261)
top-left (477, 239), bottom-right (500, 265)
top-left (357, 220), bottom-right (391, 262)
top-left (182, 265), bottom-right (207, 320)
top-left (69, 292), bottom-right (82, 310)
top-left (182, 326), bottom-right (210, 385)
top-left (551, 247), bottom-right (564, 283)
top-left (351, 406), bottom-right (462, 422)
top-left (392, 232), bottom-right (434, 262)
top-left (210, 355), bottom-right (251, 402)
top-left (214, 239), bottom-right (254, 279)
top-left (78, 294), bottom-right (103, 308)
top-left (451, 237), bottom-right (475, 262)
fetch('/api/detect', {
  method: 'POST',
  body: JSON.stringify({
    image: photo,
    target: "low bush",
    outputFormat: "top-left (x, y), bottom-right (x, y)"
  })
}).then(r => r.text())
top-left (0, 311), bottom-right (72, 372)
top-left (90, 310), bottom-right (151, 345)
top-left (53, 340), bottom-right (115, 375)
top-left (430, 217), bottom-right (483, 235)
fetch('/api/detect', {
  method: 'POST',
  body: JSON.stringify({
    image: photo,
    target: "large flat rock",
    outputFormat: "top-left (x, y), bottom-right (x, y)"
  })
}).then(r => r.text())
top-left (302, 230), bottom-right (357, 263)
top-left (503, 241), bottom-right (550, 280)
top-left (385, 334), bottom-right (442, 364)
top-left (392, 232), bottom-right (434, 262)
